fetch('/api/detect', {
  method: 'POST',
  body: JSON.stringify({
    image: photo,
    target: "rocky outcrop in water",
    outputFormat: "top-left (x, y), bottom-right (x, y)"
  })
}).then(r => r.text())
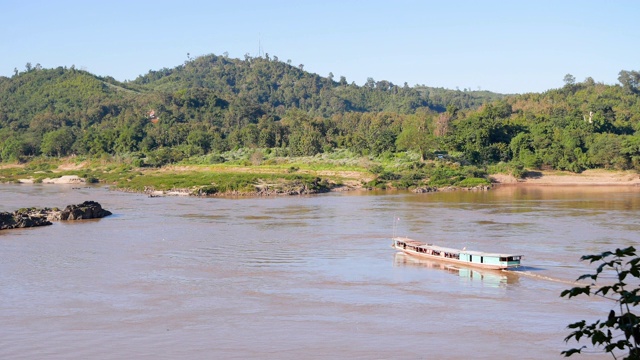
top-left (412, 186), bottom-right (438, 193)
top-left (57, 201), bottom-right (113, 220)
top-left (0, 201), bottom-right (112, 230)
top-left (0, 209), bottom-right (53, 229)
top-left (413, 184), bottom-right (491, 193)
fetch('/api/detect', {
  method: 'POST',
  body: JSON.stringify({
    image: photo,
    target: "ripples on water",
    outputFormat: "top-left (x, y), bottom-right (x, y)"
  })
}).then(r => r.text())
top-left (1, 185), bottom-right (638, 359)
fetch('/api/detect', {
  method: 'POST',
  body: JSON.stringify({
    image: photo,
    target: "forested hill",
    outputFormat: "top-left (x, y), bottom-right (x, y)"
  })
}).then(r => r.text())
top-left (131, 53), bottom-right (502, 115)
top-left (0, 53), bottom-right (503, 161)
top-left (1, 54), bottom-right (640, 175)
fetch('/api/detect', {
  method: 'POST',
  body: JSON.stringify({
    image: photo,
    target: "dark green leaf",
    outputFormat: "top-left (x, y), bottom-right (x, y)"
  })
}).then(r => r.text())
top-left (561, 347), bottom-right (584, 357)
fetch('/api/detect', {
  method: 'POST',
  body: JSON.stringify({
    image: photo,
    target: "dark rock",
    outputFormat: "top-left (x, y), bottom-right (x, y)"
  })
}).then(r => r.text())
top-left (413, 186), bottom-right (437, 193)
top-left (59, 201), bottom-right (112, 220)
top-left (0, 201), bottom-right (112, 230)
top-left (0, 209), bottom-right (52, 230)
top-left (464, 185), bottom-right (491, 191)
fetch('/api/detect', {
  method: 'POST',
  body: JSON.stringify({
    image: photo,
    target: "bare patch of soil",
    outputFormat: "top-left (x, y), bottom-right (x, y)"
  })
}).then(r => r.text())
top-left (492, 170), bottom-right (640, 186)
top-left (57, 161), bottom-right (89, 171)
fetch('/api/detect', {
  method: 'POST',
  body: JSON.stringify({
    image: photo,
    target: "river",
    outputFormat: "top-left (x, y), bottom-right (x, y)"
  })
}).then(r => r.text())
top-left (1, 184), bottom-right (638, 359)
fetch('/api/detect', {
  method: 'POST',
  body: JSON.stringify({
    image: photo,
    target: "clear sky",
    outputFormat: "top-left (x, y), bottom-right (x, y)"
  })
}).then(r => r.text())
top-left (1, 0), bottom-right (638, 94)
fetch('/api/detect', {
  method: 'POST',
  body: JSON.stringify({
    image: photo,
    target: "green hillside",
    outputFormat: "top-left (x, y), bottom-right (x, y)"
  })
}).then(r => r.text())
top-left (132, 53), bottom-right (499, 116)
top-left (1, 54), bottom-right (639, 178)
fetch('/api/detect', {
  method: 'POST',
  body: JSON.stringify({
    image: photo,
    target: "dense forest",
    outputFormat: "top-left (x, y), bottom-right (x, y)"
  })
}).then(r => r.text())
top-left (1, 53), bottom-right (639, 174)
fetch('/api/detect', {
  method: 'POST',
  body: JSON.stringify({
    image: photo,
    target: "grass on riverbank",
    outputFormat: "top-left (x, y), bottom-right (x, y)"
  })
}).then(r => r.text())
top-left (0, 149), bottom-right (496, 194)
top-left (118, 171), bottom-right (332, 195)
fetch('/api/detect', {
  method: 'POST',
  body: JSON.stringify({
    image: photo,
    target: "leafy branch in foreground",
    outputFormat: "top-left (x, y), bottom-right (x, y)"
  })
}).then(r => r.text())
top-left (560, 246), bottom-right (639, 359)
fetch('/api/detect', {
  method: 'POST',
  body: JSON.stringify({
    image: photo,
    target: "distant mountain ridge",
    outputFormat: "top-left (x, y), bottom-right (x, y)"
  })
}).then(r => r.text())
top-left (0, 53), bottom-right (505, 125)
top-left (130, 53), bottom-right (505, 115)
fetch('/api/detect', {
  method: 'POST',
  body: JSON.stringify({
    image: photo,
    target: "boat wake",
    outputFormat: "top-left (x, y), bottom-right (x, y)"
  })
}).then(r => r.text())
top-left (506, 268), bottom-right (582, 286)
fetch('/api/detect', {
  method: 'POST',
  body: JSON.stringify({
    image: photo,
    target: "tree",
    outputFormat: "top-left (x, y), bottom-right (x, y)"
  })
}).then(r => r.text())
top-left (115, 123), bottom-right (145, 153)
top-left (584, 77), bottom-right (596, 87)
top-left (365, 77), bottom-right (375, 89)
top-left (621, 135), bottom-right (640, 170)
top-left (586, 134), bottom-right (628, 170)
top-left (288, 123), bottom-right (322, 156)
top-left (618, 70), bottom-right (640, 94)
top-left (564, 74), bottom-right (576, 87)
top-left (40, 128), bottom-right (75, 157)
top-left (186, 129), bottom-right (213, 153)
top-left (449, 109), bottom-right (513, 165)
top-left (510, 132), bottom-right (533, 161)
top-left (0, 137), bottom-right (27, 162)
top-left (561, 246), bottom-right (639, 359)
top-left (396, 112), bottom-right (435, 161)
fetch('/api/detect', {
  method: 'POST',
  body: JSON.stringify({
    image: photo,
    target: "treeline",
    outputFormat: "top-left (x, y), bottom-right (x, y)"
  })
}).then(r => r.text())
top-left (1, 54), bottom-right (639, 173)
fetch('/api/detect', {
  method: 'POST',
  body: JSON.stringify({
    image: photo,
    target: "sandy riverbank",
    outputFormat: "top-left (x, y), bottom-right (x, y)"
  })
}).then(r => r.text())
top-left (4, 161), bottom-right (640, 188)
top-left (17, 175), bottom-right (85, 184)
top-left (490, 169), bottom-right (640, 186)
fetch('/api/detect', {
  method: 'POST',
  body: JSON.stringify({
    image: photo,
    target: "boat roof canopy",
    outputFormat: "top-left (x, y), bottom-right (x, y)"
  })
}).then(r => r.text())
top-left (393, 237), bottom-right (522, 258)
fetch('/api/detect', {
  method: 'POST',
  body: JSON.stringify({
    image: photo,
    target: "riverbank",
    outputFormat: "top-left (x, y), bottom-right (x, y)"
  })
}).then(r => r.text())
top-left (490, 169), bottom-right (640, 186)
top-left (3, 159), bottom-right (639, 196)
top-left (0, 161), bottom-right (365, 196)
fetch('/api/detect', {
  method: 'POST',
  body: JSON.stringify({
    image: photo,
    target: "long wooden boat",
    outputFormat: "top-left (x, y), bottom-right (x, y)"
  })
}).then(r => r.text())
top-left (392, 236), bottom-right (522, 270)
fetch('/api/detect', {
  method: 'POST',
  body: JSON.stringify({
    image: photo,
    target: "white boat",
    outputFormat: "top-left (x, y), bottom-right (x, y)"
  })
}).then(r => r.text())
top-left (392, 236), bottom-right (522, 270)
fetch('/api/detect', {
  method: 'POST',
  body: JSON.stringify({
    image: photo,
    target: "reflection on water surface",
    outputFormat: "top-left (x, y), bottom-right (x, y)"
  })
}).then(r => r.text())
top-left (393, 252), bottom-right (520, 287)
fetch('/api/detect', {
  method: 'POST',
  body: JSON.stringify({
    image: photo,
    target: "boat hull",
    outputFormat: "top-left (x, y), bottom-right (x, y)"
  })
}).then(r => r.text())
top-left (392, 237), bottom-right (521, 270)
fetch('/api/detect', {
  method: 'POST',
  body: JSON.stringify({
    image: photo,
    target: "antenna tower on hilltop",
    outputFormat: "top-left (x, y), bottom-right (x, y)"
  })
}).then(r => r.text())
top-left (257, 34), bottom-right (264, 57)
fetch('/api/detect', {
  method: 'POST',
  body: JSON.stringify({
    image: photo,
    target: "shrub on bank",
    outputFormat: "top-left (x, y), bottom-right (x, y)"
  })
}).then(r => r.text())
top-left (457, 177), bottom-right (491, 187)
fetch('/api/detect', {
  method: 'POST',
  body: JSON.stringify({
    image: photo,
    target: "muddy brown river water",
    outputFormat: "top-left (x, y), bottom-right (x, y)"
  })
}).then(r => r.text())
top-left (1, 184), bottom-right (638, 359)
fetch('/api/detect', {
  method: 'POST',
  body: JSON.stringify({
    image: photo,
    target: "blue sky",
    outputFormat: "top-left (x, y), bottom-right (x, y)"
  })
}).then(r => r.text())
top-left (1, 0), bottom-right (638, 94)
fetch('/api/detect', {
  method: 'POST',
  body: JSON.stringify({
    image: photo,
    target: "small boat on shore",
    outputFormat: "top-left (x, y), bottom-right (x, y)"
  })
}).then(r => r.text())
top-left (392, 237), bottom-right (522, 270)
